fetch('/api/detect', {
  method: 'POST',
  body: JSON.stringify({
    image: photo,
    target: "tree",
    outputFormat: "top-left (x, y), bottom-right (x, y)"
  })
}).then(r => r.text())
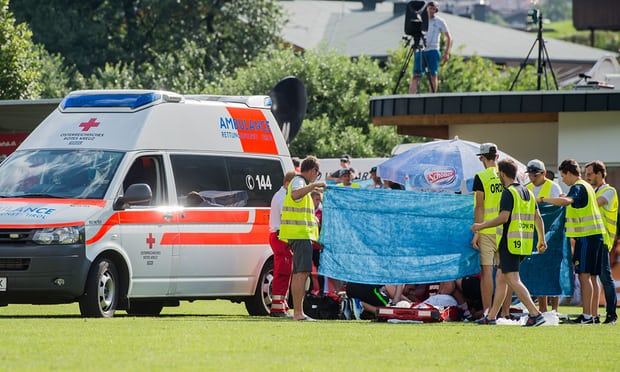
top-left (539, 0), bottom-right (571, 22)
top-left (209, 46), bottom-right (416, 158)
top-left (0, 0), bottom-right (41, 99)
top-left (11, 0), bottom-right (284, 78)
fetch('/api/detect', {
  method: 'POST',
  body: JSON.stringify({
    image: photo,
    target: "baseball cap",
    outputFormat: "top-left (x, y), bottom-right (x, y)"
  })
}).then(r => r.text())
top-left (370, 166), bottom-right (377, 173)
top-left (339, 168), bottom-right (352, 177)
top-left (526, 159), bottom-right (546, 174)
top-left (340, 154), bottom-right (351, 162)
top-left (476, 143), bottom-right (498, 156)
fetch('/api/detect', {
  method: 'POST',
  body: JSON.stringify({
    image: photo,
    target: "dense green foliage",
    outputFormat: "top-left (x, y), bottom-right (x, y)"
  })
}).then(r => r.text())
top-left (11, 0), bottom-right (283, 77)
top-left (0, 0), bottom-right (40, 99)
top-left (209, 46), bottom-right (405, 158)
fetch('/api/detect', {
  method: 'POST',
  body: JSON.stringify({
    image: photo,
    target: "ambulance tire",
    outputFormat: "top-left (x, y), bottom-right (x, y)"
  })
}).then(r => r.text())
top-left (79, 258), bottom-right (119, 318)
top-left (244, 258), bottom-right (274, 316)
top-left (126, 301), bottom-right (164, 316)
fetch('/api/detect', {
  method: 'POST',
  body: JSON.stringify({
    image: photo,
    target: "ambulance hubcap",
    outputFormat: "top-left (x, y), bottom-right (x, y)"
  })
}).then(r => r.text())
top-left (98, 271), bottom-right (116, 311)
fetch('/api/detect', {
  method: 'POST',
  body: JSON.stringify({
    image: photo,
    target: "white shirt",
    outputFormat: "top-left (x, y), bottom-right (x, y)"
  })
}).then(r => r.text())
top-left (426, 16), bottom-right (449, 51)
top-left (530, 181), bottom-right (563, 198)
top-left (595, 184), bottom-right (615, 212)
top-left (269, 186), bottom-right (287, 232)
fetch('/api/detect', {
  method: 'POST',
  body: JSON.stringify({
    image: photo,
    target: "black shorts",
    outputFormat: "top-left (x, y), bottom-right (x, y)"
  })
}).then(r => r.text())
top-left (573, 235), bottom-right (604, 275)
top-left (346, 283), bottom-right (389, 307)
top-left (289, 239), bottom-right (313, 273)
top-left (498, 239), bottom-right (524, 273)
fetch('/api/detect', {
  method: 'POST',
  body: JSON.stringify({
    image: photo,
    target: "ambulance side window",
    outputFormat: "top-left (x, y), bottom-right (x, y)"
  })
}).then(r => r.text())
top-left (123, 156), bottom-right (167, 206)
top-left (170, 155), bottom-right (229, 207)
top-left (226, 157), bottom-right (284, 207)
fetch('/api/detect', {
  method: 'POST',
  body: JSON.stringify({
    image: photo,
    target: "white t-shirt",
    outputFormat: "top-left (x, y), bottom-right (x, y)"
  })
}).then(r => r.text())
top-left (269, 186), bottom-right (287, 232)
top-left (426, 16), bottom-right (449, 51)
top-left (530, 181), bottom-right (563, 198)
top-left (596, 185), bottom-right (616, 212)
top-left (290, 176), bottom-right (308, 202)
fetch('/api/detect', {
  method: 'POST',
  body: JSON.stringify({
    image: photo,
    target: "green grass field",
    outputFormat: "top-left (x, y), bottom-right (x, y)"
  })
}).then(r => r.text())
top-left (0, 301), bottom-right (618, 371)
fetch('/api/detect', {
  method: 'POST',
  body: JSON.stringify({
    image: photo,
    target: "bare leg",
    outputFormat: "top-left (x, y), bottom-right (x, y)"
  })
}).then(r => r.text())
top-left (539, 295), bottom-right (548, 313)
top-left (579, 272), bottom-right (593, 315)
top-left (291, 272), bottom-right (310, 320)
top-left (591, 275), bottom-right (600, 318)
top-left (505, 272), bottom-right (540, 316)
top-left (487, 269), bottom-right (508, 320)
top-left (480, 264), bottom-right (494, 315)
top-left (409, 76), bottom-right (420, 94)
top-left (429, 74), bottom-right (438, 93)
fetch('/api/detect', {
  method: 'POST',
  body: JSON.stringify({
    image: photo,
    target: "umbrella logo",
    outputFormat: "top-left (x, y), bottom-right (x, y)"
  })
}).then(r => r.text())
top-left (424, 166), bottom-right (457, 186)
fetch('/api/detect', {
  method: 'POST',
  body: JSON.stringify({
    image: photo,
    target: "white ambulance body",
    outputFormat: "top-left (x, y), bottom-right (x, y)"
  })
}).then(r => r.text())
top-left (0, 90), bottom-right (294, 317)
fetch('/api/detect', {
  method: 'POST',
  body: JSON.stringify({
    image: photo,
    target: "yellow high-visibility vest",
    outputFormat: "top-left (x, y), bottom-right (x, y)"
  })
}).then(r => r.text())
top-left (565, 180), bottom-right (609, 246)
top-left (496, 185), bottom-right (536, 255)
top-left (279, 176), bottom-right (319, 242)
top-left (526, 178), bottom-right (554, 198)
top-left (474, 167), bottom-right (503, 234)
top-left (595, 183), bottom-right (618, 250)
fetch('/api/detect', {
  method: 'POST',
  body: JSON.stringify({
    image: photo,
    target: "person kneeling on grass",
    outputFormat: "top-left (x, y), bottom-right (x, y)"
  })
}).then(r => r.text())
top-left (471, 159), bottom-right (547, 327)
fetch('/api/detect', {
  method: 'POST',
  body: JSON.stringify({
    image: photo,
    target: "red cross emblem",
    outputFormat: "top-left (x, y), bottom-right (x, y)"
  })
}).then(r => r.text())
top-left (79, 118), bottom-right (100, 132)
top-left (146, 233), bottom-right (156, 249)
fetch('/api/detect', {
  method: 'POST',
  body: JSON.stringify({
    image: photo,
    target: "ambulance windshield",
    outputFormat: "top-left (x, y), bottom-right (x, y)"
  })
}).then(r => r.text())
top-left (0, 150), bottom-right (124, 199)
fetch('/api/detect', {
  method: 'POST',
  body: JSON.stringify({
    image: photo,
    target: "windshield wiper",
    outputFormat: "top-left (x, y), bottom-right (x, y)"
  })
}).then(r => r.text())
top-left (18, 193), bottom-right (63, 199)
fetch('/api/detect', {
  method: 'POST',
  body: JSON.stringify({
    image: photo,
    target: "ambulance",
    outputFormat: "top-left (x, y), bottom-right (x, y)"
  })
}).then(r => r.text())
top-left (0, 88), bottom-right (300, 317)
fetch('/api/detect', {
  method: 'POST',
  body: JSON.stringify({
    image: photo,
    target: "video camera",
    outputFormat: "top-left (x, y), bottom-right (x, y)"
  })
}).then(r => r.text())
top-left (404, 1), bottom-right (430, 49)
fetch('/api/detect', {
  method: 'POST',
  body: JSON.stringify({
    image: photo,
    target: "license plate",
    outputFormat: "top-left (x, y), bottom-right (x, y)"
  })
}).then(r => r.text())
top-left (0, 277), bottom-right (6, 291)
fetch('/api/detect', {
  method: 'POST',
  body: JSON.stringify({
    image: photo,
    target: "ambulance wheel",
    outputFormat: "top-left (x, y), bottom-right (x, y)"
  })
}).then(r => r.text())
top-left (79, 258), bottom-right (119, 318)
top-left (126, 301), bottom-right (164, 316)
top-left (244, 259), bottom-right (274, 316)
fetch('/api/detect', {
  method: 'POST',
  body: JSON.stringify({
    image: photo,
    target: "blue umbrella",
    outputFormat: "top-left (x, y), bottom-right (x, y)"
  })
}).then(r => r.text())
top-left (377, 137), bottom-right (526, 193)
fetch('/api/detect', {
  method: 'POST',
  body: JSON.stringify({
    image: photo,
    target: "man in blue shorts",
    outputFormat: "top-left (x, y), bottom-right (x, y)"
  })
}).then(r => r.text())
top-left (409, 1), bottom-right (452, 94)
top-left (544, 159), bottom-right (608, 324)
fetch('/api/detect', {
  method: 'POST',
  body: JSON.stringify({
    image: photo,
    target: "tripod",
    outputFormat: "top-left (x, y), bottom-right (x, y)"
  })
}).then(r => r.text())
top-left (393, 35), bottom-right (435, 94)
top-left (509, 11), bottom-right (558, 91)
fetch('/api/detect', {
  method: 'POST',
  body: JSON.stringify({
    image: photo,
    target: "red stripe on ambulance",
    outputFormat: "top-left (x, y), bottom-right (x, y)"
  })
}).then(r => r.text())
top-left (86, 209), bottom-right (270, 246)
top-left (225, 107), bottom-right (278, 155)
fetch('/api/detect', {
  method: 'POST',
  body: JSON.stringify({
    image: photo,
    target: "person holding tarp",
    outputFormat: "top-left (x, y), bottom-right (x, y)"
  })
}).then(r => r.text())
top-left (472, 159), bottom-right (547, 327)
top-left (543, 159), bottom-right (608, 324)
top-left (525, 159), bottom-right (565, 313)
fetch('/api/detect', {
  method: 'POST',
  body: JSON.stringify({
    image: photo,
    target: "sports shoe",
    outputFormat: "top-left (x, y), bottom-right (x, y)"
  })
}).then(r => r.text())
top-left (475, 316), bottom-right (496, 325)
top-left (523, 313), bottom-right (546, 327)
top-left (594, 316), bottom-right (601, 324)
top-left (571, 314), bottom-right (594, 324)
top-left (603, 314), bottom-right (617, 324)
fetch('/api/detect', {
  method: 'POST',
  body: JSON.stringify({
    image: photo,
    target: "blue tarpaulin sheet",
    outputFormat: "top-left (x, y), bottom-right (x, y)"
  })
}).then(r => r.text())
top-left (520, 204), bottom-right (574, 296)
top-left (318, 187), bottom-right (573, 296)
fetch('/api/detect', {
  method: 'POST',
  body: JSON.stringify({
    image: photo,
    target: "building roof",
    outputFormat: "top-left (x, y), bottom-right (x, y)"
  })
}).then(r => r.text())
top-left (280, 1), bottom-right (617, 83)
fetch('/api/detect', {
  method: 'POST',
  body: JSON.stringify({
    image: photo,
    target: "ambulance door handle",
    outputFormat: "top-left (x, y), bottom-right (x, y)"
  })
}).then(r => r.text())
top-left (162, 212), bottom-right (173, 222)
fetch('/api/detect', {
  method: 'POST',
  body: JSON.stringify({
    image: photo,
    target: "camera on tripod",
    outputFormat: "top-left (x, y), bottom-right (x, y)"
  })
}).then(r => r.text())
top-left (404, 1), bottom-right (430, 49)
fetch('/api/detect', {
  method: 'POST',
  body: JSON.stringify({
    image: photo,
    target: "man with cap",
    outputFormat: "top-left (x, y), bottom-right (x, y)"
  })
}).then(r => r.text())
top-left (526, 159), bottom-right (564, 313)
top-left (367, 166), bottom-right (384, 189)
top-left (327, 154), bottom-right (355, 182)
top-left (472, 143), bottom-right (505, 318)
top-left (336, 168), bottom-right (360, 188)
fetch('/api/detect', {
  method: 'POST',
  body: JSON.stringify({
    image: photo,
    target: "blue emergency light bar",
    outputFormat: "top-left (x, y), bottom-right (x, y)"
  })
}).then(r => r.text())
top-left (60, 92), bottom-right (162, 110)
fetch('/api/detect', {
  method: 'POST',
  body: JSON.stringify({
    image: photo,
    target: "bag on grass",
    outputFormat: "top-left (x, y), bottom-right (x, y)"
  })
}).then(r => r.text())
top-left (303, 293), bottom-right (342, 320)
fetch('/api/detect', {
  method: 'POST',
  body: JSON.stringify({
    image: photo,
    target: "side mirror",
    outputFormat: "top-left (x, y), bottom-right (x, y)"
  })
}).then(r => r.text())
top-left (113, 183), bottom-right (152, 210)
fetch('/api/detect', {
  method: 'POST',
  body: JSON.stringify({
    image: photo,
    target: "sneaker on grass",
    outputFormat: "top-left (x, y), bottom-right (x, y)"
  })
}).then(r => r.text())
top-left (523, 313), bottom-right (546, 327)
